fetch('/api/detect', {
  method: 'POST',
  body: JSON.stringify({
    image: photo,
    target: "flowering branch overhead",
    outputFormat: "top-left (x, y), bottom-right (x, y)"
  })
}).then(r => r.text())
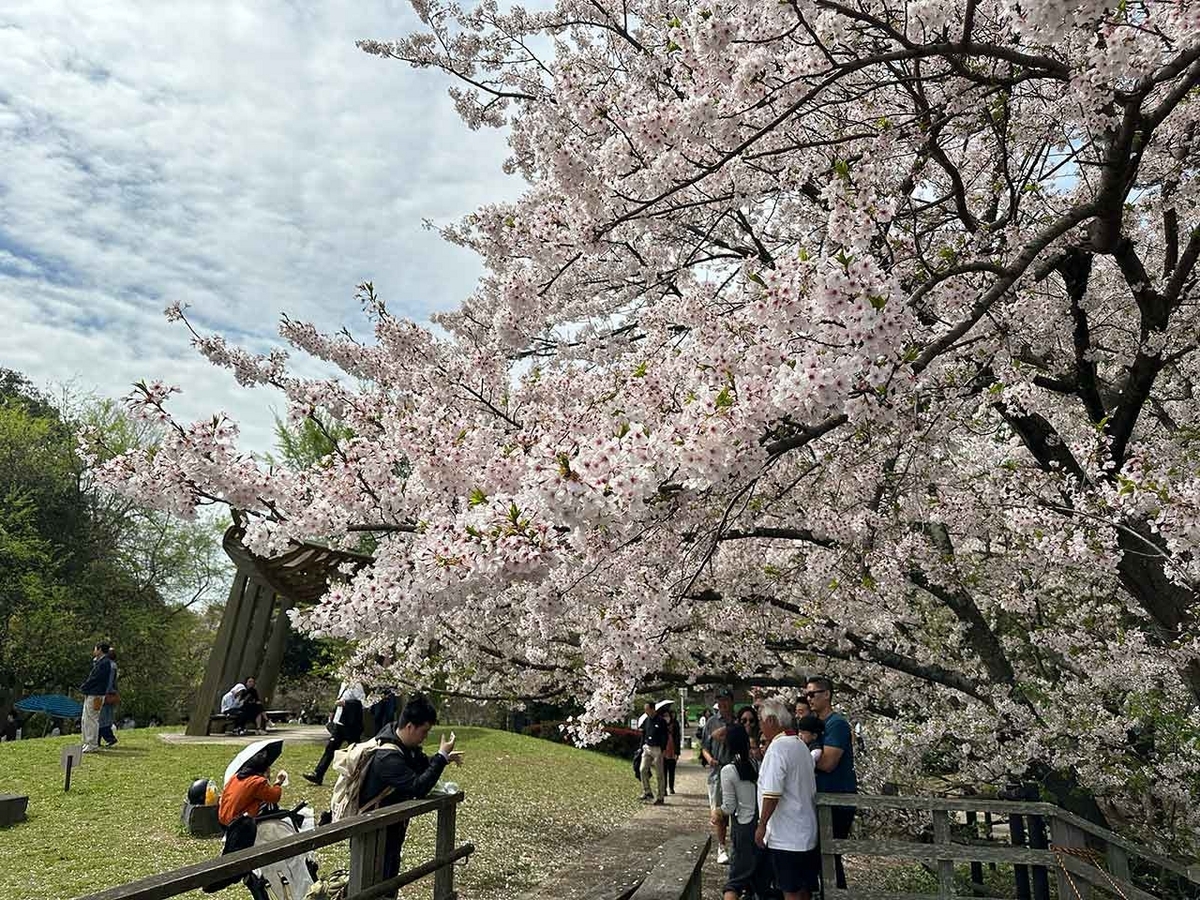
top-left (95, 0), bottom-right (1200, 852)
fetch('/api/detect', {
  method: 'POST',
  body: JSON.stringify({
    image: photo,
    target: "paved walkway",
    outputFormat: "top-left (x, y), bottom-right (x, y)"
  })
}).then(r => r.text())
top-left (158, 724), bottom-right (329, 746)
top-left (519, 749), bottom-right (724, 900)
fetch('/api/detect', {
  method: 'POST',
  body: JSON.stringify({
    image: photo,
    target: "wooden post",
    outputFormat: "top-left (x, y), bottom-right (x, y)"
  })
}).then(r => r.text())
top-left (349, 824), bottom-right (388, 896)
top-left (1105, 844), bottom-right (1131, 883)
top-left (434, 799), bottom-right (458, 900)
top-left (818, 803), bottom-right (838, 894)
top-left (1010, 814), bottom-right (1032, 900)
top-left (220, 579), bottom-right (265, 690)
top-left (984, 812), bottom-right (996, 872)
top-left (257, 594), bottom-right (295, 704)
top-left (239, 586), bottom-right (278, 684)
top-left (932, 809), bottom-right (955, 899)
top-left (966, 811), bottom-right (984, 889)
top-left (186, 571), bottom-right (250, 735)
top-left (1027, 814), bottom-right (1051, 900)
top-left (1050, 817), bottom-right (1091, 900)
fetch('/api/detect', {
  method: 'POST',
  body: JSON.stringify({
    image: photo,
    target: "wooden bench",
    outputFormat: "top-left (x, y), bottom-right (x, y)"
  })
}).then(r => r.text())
top-left (207, 714), bottom-right (230, 735)
top-left (0, 794), bottom-right (29, 828)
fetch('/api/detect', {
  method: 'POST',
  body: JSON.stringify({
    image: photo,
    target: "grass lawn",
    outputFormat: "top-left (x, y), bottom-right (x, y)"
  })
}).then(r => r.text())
top-left (0, 726), bottom-right (643, 900)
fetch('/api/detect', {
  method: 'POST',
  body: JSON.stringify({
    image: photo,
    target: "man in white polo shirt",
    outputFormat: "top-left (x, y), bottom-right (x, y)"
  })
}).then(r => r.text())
top-left (754, 696), bottom-right (820, 900)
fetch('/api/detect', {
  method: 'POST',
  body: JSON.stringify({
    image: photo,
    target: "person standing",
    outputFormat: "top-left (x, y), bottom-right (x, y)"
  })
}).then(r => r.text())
top-left (98, 647), bottom-right (119, 747)
top-left (303, 680), bottom-right (365, 785)
top-left (639, 701), bottom-right (668, 804)
top-left (79, 642), bottom-right (114, 753)
top-left (720, 723), bottom-right (771, 900)
top-left (662, 707), bottom-right (681, 795)
top-left (806, 675), bottom-right (858, 889)
top-left (754, 697), bottom-right (820, 900)
top-left (702, 688), bottom-right (736, 864)
top-left (360, 694), bottom-right (464, 898)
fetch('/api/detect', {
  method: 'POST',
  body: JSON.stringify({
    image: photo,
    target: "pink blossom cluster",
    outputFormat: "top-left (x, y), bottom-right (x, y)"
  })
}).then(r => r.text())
top-left (94, 0), bottom-right (1200, 851)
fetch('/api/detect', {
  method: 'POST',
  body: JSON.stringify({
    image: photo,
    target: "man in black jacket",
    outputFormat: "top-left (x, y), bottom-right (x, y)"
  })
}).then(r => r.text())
top-left (79, 642), bottom-right (113, 753)
top-left (639, 701), bottom-right (669, 805)
top-left (361, 694), bottom-right (463, 895)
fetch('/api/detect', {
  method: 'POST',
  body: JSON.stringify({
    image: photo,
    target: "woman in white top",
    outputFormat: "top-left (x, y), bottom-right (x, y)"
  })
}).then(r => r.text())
top-left (719, 723), bottom-right (770, 900)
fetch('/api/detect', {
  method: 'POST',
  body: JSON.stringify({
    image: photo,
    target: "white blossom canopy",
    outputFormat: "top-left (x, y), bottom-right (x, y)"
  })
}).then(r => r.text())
top-left (93, 0), bottom-right (1200, 851)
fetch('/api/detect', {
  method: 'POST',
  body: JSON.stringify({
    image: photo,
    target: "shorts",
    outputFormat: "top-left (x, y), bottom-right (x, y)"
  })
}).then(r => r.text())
top-left (706, 772), bottom-right (724, 812)
top-left (770, 847), bottom-right (820, 894)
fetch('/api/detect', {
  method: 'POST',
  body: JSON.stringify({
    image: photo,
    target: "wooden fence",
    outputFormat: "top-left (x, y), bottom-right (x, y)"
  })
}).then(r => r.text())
top-left (817, 793), bottom-right (1199, 900)
top-left (78, 791), bottom-right (471, 900)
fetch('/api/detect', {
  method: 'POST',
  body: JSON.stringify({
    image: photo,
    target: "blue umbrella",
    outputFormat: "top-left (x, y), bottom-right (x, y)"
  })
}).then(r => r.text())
top-left (15, 694), bottom-right (83, 719)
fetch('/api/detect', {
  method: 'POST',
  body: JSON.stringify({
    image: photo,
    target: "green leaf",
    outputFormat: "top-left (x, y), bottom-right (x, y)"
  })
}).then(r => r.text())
top-left (468, 487), bottom-right (488, 507)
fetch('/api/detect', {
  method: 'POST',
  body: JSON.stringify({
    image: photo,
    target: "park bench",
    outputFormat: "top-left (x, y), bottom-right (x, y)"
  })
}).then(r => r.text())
top-left (206, 714), bottom-right (231, 734)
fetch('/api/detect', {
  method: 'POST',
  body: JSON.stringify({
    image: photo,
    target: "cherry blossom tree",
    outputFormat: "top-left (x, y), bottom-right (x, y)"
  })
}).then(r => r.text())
top-left (94, 0), bottom-right (1200, 848)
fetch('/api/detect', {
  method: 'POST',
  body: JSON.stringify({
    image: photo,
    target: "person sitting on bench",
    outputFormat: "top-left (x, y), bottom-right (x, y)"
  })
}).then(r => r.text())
top-left (220, 683), bottom-right (257, 734)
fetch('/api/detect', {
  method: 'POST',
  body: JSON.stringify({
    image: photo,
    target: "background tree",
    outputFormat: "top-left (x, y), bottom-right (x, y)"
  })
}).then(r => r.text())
top-left (0, 370), bottom-right (229, 722)
top-left (97, 1), bottom-right (1200, 851)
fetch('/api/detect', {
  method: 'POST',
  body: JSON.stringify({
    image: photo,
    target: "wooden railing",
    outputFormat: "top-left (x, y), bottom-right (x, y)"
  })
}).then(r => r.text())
top-left (816, 793), bottom-right (1200, 900)
top-left (623, 834), bottom-right (711, 900)
top-left (79, 791), bottom-right (472, 900)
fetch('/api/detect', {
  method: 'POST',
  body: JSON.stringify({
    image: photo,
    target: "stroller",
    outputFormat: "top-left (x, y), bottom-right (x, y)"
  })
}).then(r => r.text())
top-left (203, 739), bottom-right (319, 900)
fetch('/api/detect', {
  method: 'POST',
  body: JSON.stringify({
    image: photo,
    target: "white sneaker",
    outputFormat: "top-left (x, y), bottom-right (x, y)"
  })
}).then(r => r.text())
top-left (717, 845), bottom-right (730, 865)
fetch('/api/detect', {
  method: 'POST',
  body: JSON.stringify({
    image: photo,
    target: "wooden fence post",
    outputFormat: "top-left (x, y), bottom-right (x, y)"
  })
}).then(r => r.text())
top-left (349, 824), bottom-right (388, 896)
top-left (1027, 814), bottom-right (1051, 900)
top-left (1050, 816), bottom-right (1091, 900)
top-left (818, 803), bottom-right (839, 895)
top-left (434, 799), bottom-right (458, 900)
top-left (932, 809), bottom-right (955, 899)
top-left (965, 811), bottom-right (984, 889)
top-left (1105, 843), bottom-right (1131, 883)
top-left (1009, 814), bottom-right (1032, 900)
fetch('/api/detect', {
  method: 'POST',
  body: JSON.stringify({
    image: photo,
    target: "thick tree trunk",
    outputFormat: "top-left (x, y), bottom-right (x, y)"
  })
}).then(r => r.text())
top-left (1116, 522), bottom-right (1200, 704)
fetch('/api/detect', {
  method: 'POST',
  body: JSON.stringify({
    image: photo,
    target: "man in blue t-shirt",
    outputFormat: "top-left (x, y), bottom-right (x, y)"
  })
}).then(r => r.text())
top-left (806, 675), bottom-right (857, 889)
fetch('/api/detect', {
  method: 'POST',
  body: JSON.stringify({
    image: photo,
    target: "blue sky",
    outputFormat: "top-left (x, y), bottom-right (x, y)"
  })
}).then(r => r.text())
top-left (0, 1), bottom-right (518, 452)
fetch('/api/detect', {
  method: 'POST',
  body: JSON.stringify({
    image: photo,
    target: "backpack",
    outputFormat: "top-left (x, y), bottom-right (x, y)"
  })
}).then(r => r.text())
top-left (329, 739), bottom-right (397, 822)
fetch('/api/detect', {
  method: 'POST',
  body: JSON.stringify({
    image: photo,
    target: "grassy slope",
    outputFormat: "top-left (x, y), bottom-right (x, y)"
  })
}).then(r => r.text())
top-left (0, 727), bottom-right (642, 900)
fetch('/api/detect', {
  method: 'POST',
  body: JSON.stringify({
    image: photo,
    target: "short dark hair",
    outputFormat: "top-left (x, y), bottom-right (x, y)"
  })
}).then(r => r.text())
top-left (797, 714), bottom-right (824, 735)
top-left (95, 642), bottom-right (112, 654)
top-left (806, 675), bottom-right (833, 697)
top-left (399, 694), bottom-right (438, 729)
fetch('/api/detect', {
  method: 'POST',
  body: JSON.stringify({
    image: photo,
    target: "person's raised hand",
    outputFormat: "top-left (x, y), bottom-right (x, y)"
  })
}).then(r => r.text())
top-left (439, 731), bottom-right (457, 756)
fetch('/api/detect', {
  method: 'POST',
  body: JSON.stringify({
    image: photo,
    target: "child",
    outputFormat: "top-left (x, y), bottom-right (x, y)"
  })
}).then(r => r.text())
top-left (797, 714), bottom-right (825, 766)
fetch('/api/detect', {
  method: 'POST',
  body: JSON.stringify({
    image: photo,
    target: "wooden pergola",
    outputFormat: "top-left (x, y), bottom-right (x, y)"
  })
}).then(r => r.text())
top-left (186, 521), bottom-right (373, 735)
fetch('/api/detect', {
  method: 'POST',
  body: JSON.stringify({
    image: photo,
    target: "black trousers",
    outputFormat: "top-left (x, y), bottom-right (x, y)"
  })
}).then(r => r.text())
top-left (379, 819), bottom-right (410, 898)
top-left (829, 804), bottom-right (856, 889)
top-left (312, 723), bottom-right (361, 781)
top-left (664, 758), bottom-right (677, 792)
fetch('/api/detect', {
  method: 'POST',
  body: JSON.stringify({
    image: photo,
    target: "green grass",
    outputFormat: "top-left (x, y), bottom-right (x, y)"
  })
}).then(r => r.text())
top-left (0, 727), bottom-right (643, 900)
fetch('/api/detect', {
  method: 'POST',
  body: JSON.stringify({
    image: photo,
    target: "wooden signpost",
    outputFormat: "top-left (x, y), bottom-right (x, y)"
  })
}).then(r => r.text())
top-left (61, 744), bottom-right (82, 791)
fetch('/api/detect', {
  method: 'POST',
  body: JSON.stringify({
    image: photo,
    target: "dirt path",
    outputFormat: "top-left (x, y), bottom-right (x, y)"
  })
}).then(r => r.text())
top-left (519, 749), bottom-right (724, 900)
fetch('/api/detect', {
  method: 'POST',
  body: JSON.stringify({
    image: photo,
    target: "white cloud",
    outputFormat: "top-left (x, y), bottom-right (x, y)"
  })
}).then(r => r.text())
top-left (0, 0), bottom-right (520, 452)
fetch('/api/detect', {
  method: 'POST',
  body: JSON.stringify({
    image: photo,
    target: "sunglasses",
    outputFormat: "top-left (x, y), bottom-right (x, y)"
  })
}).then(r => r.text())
top-left (803, 689), bottom-right (828, 699)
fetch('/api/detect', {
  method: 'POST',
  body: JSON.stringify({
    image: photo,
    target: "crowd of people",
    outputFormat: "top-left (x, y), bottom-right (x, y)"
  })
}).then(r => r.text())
top-left (214, 690), bottom-right (461, 899)
top-left (639, 676), bottom-right (858, 900)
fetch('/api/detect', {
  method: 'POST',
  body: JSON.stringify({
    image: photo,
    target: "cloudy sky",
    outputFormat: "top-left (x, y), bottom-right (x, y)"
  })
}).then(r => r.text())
top-left (0, 1), bottom-right (518, 452)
